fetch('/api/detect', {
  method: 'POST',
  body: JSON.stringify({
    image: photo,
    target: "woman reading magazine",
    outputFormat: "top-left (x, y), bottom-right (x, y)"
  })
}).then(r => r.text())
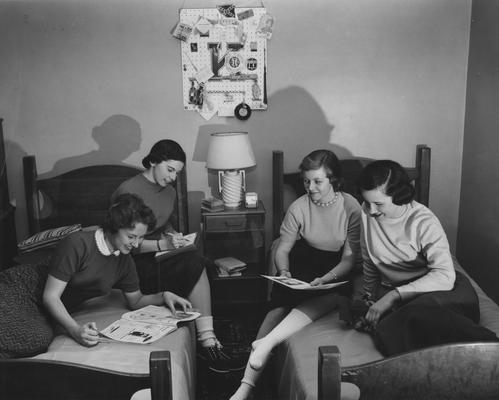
top-left (230, 149), bottom-right (362, 400)
top-left (0, 193), bottom-right (191, 358)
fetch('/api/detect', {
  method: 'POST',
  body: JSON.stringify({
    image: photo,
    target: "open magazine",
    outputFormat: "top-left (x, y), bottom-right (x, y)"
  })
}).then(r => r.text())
top-left (99, 305), bottom-right (200, 344)
top-left (261, 275), bottom-right (348, 291)
top-left (154, 232), bottom-right (199, 261)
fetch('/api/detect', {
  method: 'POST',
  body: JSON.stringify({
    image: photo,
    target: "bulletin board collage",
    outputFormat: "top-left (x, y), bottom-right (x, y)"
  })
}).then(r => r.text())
top-left (172, 4), bottom-right (274, 121)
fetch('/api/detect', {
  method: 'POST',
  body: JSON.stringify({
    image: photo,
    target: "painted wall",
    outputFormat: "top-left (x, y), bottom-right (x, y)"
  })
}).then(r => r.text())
top-left (0, 0), bottom-right (471, 252)
top-left (457, 0), bottom-right (499, 303)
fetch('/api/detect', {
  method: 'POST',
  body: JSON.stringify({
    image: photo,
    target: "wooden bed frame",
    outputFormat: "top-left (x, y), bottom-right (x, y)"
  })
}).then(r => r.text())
top-left (318, 342), bottom-right (499, 399)
top-left (272, 144), bottom-right (431, 239)
top-left (270, 144), bottom-right (499, 400)
top-left (22, 155), bottom-right (188, 235)
top-left (0, 155), bottom-right (191, 400)
top-left (0, 351), bottom-right (172, 400)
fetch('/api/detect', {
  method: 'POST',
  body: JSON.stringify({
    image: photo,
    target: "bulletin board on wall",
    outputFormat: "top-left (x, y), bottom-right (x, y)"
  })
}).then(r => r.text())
top-left (175, 6), bottom-right (272, 120)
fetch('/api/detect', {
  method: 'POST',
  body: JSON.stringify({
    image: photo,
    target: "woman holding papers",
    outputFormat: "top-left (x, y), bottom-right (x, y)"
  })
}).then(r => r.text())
top-left (230, 149), bottom-right (362, 400)
top-left (112, 140), bottom-right (244, 373)
top-left (356, 160), bottom-right (497, 355)
top-left (0, 193), bottom-right (191, 358)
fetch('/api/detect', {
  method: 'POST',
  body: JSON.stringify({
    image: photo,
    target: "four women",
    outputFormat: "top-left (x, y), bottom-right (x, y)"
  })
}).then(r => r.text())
top-left (4, 139), bottom-right (496, 394)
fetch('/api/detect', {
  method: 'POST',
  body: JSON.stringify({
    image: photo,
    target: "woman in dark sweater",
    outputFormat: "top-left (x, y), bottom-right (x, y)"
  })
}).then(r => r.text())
top-left (112, 140), bottom-right (243, 373)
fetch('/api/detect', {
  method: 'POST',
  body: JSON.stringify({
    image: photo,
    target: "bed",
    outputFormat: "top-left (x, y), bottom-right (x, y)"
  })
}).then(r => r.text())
top-left (270, 145), bottom-right (499, 400)
top-left (0, 155), bottom-right (195, 400)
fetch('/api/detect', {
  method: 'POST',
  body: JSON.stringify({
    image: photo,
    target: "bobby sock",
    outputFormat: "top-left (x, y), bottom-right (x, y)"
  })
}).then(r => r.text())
top-left (195, 316), bottom-right (217, 347)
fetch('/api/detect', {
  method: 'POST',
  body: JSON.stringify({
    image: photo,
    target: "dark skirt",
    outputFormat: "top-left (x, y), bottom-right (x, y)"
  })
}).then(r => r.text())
top-left (374, 271), bottom-right (498, 356)
top-left (270, 240), bottom-right (351, 309)
top-left (133, 249), bottom-right (205, 297)
top-left (0, 264), bottom-right (54, 359)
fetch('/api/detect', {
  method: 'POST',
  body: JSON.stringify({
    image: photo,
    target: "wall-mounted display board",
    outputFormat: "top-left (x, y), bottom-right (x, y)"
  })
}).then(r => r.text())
top-left (175, 6), bottom-right (273, 120)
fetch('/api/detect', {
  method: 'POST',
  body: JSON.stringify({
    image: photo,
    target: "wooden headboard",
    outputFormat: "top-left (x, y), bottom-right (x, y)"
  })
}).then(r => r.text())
top-left (22, 156), bottom-right (189, 236)
top-left (272, 145), bottom-right (431, 239)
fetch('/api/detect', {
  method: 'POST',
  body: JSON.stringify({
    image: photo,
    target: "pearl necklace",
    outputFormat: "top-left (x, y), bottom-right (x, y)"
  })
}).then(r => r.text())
top-left (311, 192), bottom-right (339, 207)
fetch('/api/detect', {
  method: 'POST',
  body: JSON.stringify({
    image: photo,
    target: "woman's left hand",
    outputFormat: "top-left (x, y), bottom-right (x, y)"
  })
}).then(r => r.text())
top-left (365, 290), bottom-right (400, 326)
top-left (163, 291), bottom-right (192, 314)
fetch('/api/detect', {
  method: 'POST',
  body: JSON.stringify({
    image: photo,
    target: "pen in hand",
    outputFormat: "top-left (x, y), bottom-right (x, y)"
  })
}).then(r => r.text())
top-left (166, 232), bottom-right (185, 249)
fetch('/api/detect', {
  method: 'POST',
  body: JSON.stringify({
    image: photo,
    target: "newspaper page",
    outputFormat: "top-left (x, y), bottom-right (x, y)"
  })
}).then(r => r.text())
top-left (261, 275), bottom-right (348, 291)
top-left (100, 305), bottom-right (200, 344)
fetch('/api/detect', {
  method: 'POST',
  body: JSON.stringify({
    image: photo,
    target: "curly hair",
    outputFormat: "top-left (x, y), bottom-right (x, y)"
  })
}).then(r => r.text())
top-left (102, 193), bottom-right (156, 234)
top-left (357, 160), bottom-right (415, 205)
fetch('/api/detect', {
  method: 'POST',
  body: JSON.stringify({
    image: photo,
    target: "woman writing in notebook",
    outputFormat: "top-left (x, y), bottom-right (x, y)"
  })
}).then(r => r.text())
top-left (230, 149), bottom-right (362, 400)
top-left (112, 140), bottom-right (244, 373)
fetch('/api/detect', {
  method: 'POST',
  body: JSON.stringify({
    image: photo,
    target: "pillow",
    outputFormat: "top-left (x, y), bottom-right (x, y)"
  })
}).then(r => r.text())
top-left (17, 224), bottom-right (82, 254)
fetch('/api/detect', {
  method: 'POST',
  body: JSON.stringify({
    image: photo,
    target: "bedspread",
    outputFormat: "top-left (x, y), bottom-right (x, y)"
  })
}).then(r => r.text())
top-left (32, 290), bottom-right (196, 400)
top-left (273, 257), bottom-right (499, 400)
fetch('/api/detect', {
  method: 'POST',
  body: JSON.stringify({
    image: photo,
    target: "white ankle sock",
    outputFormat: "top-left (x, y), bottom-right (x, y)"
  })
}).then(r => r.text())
top-left (195, 316), bottom-right (217, 347)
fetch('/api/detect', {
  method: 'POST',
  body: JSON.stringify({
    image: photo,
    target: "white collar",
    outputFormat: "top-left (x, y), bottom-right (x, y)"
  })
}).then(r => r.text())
top-left (95, 228), bottom-right (120, 256)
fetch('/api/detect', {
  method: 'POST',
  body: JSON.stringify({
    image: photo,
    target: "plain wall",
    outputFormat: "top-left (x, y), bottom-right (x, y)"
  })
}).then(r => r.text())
top-left (457, 0), bottom-right (499, 303)
top-left (0, 0), bottom-right (471, 252)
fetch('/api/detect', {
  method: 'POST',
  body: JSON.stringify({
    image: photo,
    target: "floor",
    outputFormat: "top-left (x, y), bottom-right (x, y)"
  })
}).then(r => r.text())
top-left (196, 315), bottom-right (277, 400)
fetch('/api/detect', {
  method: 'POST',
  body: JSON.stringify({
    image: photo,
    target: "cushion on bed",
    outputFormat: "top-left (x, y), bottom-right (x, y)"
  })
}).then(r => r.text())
top-left (17, 224), bottom-right (82, 253)
top-left (0, 264), bottom-right (54, 359)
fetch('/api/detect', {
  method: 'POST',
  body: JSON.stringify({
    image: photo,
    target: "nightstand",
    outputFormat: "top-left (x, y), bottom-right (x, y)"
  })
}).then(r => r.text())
top-left (201, 201), bottom-right (267, 315)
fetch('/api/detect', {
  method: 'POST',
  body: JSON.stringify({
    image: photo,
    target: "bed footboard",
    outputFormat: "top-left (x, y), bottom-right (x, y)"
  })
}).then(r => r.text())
top-left (318, 342), bottom-right (499, 400)
top-left (0, 350), bottom-right (172, 400)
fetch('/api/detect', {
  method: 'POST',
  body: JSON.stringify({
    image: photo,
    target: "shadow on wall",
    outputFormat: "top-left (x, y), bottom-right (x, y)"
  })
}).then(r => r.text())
top-left (41, 114), bottom-right (142, 179)
top-left (191, 85), bottom-right (355, 241)
top-left (11, 114), bottom-right (142, 240)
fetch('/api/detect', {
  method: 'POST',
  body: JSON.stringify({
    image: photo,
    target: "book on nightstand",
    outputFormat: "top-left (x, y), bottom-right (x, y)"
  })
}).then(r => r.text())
top-left (201, 197), bottom-right (224, 212)
top-left (214, 257), bottom-right (247, 277)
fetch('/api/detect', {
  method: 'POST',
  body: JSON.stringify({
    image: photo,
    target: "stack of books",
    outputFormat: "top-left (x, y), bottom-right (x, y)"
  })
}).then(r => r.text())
top-left (214, 257), bottom-right (247, 277)
top-left (201, 197), bottom-right (224, 213)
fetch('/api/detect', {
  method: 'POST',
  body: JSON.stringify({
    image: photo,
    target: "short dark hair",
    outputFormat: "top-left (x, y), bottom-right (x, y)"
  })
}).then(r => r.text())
top-left (357, 160), bottom-right (415, 205)
top-left (102, 193), bottom-right (156, 233)
top-left (142, 140), bottom-right (186, 169)
top-left (299, 149), bottom-right (344, 191)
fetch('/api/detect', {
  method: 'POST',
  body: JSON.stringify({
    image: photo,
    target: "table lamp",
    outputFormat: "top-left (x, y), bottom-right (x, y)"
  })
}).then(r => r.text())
top-left (206, 132), bottom-right (256, 208)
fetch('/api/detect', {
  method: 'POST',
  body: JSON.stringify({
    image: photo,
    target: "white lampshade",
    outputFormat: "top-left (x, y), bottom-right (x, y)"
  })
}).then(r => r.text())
top-left (206, 132), bottom-right (256, 208)
top-left (206, 132), bottom-right (256, 170)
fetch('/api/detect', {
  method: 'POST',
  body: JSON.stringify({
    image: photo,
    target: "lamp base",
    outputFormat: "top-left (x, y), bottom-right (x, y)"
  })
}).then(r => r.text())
top-left (220, 170), bottom-right (244, 208)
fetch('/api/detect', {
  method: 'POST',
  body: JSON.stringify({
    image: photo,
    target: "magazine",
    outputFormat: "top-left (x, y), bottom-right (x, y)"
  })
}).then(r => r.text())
top-left (261, 275), bottom-right (348, 291)
top-left (99, 305), bottom-right (200, 344)
top-left (154, 232), bottom-right (199, 261)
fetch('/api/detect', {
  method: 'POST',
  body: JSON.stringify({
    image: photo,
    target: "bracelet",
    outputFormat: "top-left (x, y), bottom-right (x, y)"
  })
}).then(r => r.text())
top-left (156, 240), bottom-right (161, 252)
top-left (329, 272), bottom-right (338, 281)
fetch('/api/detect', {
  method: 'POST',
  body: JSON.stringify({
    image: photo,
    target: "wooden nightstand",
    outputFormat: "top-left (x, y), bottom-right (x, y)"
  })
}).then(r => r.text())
top-left (201, 201), bottom-right (267, 315)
